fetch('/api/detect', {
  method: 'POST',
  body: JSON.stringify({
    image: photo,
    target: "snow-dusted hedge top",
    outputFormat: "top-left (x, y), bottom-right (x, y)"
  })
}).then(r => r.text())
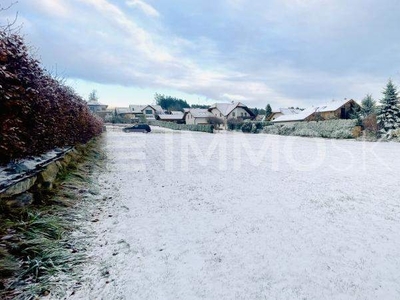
top-left (0, 32), bottom-right (103, 164)
top-left (148, 120), bottom-right (214, 133)
top-left (263, 119), bottom-right (358, 139)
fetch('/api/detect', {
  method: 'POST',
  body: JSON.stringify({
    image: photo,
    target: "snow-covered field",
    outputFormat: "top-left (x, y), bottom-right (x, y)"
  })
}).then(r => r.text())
top-left (71, 126), bottom-right (400, 300)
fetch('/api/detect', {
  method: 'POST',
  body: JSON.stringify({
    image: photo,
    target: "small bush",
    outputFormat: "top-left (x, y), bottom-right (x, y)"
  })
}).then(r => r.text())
top-left (227, 119), bottom-right (243, 131)
top-left (363, 114), bottom-right (378, 134)
top-left (241, 122), bottom-right (253, 133)
top-left (230, 120), bottom-right (264, 133)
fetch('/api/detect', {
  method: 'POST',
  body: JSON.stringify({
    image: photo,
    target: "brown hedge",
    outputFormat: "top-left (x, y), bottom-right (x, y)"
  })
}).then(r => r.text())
top-left (0, 32), bottom-right (103, 164)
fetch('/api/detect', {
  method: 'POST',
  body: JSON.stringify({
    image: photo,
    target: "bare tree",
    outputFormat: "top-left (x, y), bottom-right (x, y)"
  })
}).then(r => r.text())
top-left (1, 1), bottom-right (20, 33)
top-left (88, 90), bottom-right (99, 103)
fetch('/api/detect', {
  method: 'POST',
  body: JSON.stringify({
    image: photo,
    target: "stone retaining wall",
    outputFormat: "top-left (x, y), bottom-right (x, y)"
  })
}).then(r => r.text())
top-left (0, 143), bottom-right (92, 208)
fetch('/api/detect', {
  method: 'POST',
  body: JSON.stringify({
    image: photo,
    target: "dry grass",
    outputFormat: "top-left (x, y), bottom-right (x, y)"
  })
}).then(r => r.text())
top-left (0, 138), bottom-right (106, 299)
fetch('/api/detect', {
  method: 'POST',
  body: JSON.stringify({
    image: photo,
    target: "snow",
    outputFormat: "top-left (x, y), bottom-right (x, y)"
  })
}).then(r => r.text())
top-left (209, 103), bottom-right (239, 116)
top-left (0, 147), bottom-right (72, 193)
top-left (273, 99), bottom-right (356, 123)
top-left (187, 109), bottom-right (213, 118)
top-left (70, 128), bottom-right (400, 300)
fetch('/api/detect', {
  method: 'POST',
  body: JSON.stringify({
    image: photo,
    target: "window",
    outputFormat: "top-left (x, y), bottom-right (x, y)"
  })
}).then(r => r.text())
top-left (145, 109), bottom-right (153, 115)
top-left (232, 112), bottom-right (236, 117)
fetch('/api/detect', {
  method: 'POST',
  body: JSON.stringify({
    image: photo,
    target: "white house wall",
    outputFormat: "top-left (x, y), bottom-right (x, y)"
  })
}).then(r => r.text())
top-left (194, 118), bottom-right (209, 125)
top-left (186, 114), bottom-right (195, 125)
top-left (210, 108), bottom-right (223, 118)
top-left (228, 107), bottom-right (251, 119)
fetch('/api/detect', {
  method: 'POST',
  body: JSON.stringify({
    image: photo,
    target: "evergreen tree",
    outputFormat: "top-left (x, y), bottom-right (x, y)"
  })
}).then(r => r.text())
top-left (265, 104), bottom-right (272, 118)
top-left (349, 105), bottom-right (362, 125)
top-left (360, 94), bottom-right (376, 117)
top-left (155, 93), bottom-right (190, 111)
top-left (377, 80), bottom-right (400, 136)
top-left (191, 104), bottom-right (209, 109)
top-left (251, 107), bottom-right (259, 116)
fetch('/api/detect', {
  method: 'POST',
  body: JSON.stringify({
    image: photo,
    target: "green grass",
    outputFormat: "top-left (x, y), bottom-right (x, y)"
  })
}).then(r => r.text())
top-left (0, 137), bottom-right (106, 299)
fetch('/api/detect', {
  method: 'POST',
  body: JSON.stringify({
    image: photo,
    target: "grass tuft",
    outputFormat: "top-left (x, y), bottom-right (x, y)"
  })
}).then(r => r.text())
top-left (0, 138), bottom-right (106, 299)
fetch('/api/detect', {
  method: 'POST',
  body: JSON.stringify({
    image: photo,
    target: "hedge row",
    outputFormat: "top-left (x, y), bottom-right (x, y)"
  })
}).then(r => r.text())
top-left (233, 121), bottom-right (265, 133)
top-left (148, 120), bottom-right (214, 133)
top-left (263, 119), bottom-right (358, 139)
top-left (0, 32), bottom-right (103, 164)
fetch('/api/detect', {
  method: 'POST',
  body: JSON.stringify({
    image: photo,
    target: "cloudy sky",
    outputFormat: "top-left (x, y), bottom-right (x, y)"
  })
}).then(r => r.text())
top-left (2, 0), bottom-right (400, 108)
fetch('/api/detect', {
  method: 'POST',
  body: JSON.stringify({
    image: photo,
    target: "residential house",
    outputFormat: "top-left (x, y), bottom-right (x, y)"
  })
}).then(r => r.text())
top-left (115, 107), bottom-right (135, 121)
top-left (87, 99), bottom-right (108, 113)
top-left (129, 104), bottom-right (164, 120)
top-left (87, 99), bottom-right (109, 120)
top-left (185, 109), bottom-right (214, 125)
top-left (208, 102), bottom-right (255, 124)
top-left (157, 111), bottom-right (185, 123)
top-left (272, 99), bottom-right (360, 124)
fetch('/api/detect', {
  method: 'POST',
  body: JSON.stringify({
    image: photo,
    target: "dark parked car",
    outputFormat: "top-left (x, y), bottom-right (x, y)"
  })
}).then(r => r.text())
top-left (123, 124), bottom-right (151, 133)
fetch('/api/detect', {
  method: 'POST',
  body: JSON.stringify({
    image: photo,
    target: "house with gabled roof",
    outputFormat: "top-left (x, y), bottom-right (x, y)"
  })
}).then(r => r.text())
top-left (208, 102), bottom-right (255, 124)
top-left (272, 99), bottom-right (360, 124)
top-left (129, 104), bottom-right (164, 120)
top-left (87, 99), bottom-right (110, 120)
top-left (87, 99), bottom-right (108, 113)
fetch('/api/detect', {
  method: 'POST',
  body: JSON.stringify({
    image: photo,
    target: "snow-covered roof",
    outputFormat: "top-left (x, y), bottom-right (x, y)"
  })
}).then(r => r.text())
top-left (273, 99), bottom-right (357, 123)
top-left (272, 109), bottom-right (315, 122)
top-left (170, 111), bottom-right (184, 115)
top-left (158, 114), bottom-right (185, 120)
top-left (151, 105), bottom-right (164, 113)
top-left (210, 103), bottom-right (238, 116)
top-left (129, 104), bottom-right (164, 113)
top-left (87, 100), bottom-right (107, 107)
top-left (279, 108), bottom-right (302, 115)
top-left (188, 109), bottom-right (213, 118)
top-left (209, 102), bottom-right (254, 117)
top-left (115, 107), bottom-right (131, 114)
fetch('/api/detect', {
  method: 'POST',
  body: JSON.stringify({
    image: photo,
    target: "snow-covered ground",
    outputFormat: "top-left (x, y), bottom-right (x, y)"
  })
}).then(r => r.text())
top-left (71, 126), bottom-right (400, 300)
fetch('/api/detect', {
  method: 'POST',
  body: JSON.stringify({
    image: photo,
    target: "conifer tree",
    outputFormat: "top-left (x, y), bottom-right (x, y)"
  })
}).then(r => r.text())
top-left (265, 104), bottom-right (272, 118)
top-left (377, 80), bottom-right (400, 136)
top-left (360, 94), bottom-right (376, 118)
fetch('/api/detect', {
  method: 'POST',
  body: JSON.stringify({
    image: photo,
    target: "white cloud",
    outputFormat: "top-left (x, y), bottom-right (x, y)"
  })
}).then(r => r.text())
top-left (35, 0), bottom-right (70, 17)
top-left (126, 0), bottom-right (160, 17)
top-left (78, 0), bottom-right (170, 62)
top-left (221, 93), bottom-right (248, 101)
top-left (20, 0), bottom-right (399, 108)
